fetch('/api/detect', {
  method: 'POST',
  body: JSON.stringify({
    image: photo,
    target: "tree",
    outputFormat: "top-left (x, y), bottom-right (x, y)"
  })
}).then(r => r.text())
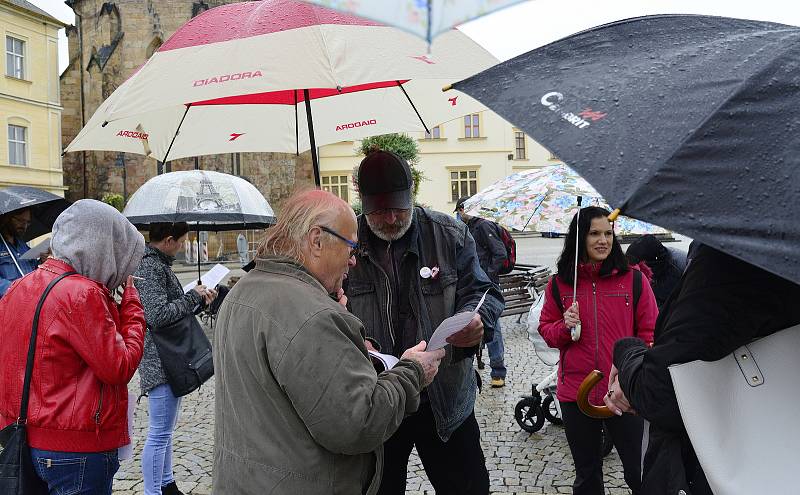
top-left (100, 192), bottom-right (125, 212)
top-left (355, 134), bottom-right (426, 200)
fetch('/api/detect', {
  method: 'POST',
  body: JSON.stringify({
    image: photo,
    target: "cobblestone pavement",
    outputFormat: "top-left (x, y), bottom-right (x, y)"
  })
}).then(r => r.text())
top-left (114, 314), bottom-right (631, 494)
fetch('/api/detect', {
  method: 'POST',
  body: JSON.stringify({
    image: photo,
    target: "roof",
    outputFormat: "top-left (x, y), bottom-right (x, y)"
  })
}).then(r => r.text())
top-left (1, 0), bottom-right (67, 27)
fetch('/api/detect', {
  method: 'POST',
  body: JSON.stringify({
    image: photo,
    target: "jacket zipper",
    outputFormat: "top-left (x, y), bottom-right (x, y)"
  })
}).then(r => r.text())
top-left (592, 282), bottom-right (600, 405)
top-left (94, 385), bottom-right (104, 437)
top-left (367, 244), bottom-right (396, 349)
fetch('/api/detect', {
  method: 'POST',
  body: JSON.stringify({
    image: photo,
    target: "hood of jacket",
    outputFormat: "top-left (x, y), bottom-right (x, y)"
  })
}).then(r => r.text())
top-left (51, 199), bottom-right (145, 290)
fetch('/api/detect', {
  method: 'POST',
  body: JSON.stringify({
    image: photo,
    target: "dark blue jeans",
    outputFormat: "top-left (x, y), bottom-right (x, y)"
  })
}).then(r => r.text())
top-left (30, 448), bottom-right (119, 495)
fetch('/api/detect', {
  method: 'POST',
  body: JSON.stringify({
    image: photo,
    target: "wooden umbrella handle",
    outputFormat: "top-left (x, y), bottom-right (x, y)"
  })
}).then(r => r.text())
top-left (577, 370), bottom-right (615, 419)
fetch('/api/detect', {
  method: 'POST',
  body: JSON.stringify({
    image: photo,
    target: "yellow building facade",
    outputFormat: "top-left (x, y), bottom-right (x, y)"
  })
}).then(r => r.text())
top-left (0, 0), bottom-right (65, 195)
top-left (319, 111), bottom-right (560, 215)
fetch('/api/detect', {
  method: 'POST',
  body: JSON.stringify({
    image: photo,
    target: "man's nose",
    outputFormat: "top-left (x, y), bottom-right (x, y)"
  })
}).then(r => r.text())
top-left (385, 210), bottom-right (398, 223)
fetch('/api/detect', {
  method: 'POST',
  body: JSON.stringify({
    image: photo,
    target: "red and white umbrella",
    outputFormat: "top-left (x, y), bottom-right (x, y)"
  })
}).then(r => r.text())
top-left (65, 0), bottom-right (497, 183)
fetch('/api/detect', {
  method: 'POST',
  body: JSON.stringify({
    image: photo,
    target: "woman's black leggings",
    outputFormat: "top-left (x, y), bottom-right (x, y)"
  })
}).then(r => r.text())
top-left (560, 401), bottom-right (643, 495)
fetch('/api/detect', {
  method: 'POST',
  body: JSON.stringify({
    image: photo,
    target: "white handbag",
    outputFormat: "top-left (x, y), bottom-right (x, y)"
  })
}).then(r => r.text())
top-left (669, 323), bottom-right (800, 495)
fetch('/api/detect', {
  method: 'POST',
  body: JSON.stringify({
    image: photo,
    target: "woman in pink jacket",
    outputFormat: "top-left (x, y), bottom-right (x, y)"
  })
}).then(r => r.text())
top-left (538, 206), bottom-right (657, 495)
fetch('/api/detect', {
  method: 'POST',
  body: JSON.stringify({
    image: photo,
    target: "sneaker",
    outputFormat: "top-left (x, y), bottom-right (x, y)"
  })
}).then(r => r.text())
top-left (161, 482), bottom-right (185, 495)
top-left (490, 377), bottom-right (505, 388)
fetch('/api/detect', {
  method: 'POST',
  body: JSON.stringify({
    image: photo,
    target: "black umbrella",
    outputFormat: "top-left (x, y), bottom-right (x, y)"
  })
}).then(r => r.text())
top-left (451, 14), bottom-right (800, 285)
top-left (0, 186), bottom-right (70, 241)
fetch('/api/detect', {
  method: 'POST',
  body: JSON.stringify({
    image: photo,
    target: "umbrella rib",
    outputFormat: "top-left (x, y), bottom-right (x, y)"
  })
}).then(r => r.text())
top-left (161, 104), bottom-right (192, 168)
top-left (396, 81), bottom-right (430, 135)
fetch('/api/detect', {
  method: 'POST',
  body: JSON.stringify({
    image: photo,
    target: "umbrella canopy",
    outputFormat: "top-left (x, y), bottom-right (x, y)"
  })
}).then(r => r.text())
top-left (123, 170), bottom-right (275, 230)
top-left (452, 15), bottom-right (800, 285)
top-left (463, 164), bottom-right (668, 235)
top-left (65, 0), bottom-right (497, 183)
top-left (302, 0), bottom-right (526, 45)
top-left (0, 186), bottom-right (70, 241)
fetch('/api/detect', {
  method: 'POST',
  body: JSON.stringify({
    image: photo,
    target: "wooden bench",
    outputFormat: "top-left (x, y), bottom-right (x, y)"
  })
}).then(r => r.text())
top-left (499, 263), bottom-right (552, 318)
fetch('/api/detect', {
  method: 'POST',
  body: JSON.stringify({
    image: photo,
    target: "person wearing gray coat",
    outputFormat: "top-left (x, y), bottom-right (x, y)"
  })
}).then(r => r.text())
top-left (135, 222), bottom-right (217, 495)
top-left (212, 189), bottom-right (444, 494)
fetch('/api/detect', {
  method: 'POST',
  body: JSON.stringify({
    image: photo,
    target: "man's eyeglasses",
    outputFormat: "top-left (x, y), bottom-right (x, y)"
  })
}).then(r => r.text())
top-left (319, 226), bottom-right (360, 257)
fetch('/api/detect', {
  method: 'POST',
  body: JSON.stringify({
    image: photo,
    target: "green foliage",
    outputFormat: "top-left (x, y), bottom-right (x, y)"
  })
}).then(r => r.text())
top-left (100, 192), bottom-right (125, 212)
top-left (356, 133), bottom-right (427, 198)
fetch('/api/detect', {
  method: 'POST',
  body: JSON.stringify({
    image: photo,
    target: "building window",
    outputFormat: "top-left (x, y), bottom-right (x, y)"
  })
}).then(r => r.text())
top-left (464, 114), bottom-right (480, 138)
top-left (514, 130), bottom-right (526, 159)
top-left (8, 124), bottom-right (27, 166)
top-left (322, 174), bottom-right (349, 202)
top-left (6, 36), bottom-right (25, 79)
top-left (424, 126), bottom-right (441, 139)
top-left (450, 169), bottom-right (478, 202)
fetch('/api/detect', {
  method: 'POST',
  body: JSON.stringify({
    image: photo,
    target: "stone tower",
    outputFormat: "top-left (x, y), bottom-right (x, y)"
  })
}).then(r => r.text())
top-left (59, 0), bottom-right (314, 206)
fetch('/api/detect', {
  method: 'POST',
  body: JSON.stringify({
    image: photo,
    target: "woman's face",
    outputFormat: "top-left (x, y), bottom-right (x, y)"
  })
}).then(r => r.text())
top-left (585, 217), bottom-right (614, 263)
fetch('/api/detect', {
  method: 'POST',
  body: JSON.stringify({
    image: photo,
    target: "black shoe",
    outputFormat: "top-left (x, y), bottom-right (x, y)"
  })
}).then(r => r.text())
top-left (161, 482), bottom-right (184, 495)
top-left (477, 359), bottom-right (485, 370)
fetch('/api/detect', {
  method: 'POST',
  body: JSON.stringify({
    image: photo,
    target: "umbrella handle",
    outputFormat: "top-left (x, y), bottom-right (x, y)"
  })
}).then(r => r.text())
top-left (576, 370), bottom-right (615, 419)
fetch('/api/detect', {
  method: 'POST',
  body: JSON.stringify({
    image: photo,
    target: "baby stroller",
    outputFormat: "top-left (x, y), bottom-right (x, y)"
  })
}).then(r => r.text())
top-left (514, 293), bottom-right (562, 433)
top-left (515, 288), bottom-right (615, 456)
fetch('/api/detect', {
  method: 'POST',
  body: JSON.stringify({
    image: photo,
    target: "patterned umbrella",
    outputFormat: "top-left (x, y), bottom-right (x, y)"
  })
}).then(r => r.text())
top-left (123, 170), bottom-right (275, 230)
top-left (463, 164), bottom-right (668, 235)
top-left (303, 0), bottom-right (527, 45)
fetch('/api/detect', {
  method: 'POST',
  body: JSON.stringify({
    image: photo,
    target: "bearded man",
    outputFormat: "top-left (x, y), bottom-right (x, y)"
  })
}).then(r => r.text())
top-left (345, 150), bottom-right (504, 494)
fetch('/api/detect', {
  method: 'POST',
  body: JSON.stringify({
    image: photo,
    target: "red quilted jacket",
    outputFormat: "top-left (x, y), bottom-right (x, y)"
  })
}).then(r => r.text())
top-left (538, 263), bottom-right (657, 406)
top-left (0, 259), bottom-right (145, 452)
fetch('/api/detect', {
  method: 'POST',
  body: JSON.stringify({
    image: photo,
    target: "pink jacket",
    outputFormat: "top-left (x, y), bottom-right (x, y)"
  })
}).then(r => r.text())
top-left (538, 263), bottom-right (657, 406)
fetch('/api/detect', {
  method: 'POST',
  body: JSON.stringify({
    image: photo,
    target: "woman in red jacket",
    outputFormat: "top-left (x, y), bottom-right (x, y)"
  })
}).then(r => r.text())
top-left (538, 206), bottom-right (657, 495)
top-left (0, 199), bottom-right (146, 495)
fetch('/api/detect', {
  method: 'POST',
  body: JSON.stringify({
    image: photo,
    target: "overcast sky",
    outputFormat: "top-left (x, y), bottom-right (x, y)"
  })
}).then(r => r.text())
top-left (27, 0), bottom-right (800, 75)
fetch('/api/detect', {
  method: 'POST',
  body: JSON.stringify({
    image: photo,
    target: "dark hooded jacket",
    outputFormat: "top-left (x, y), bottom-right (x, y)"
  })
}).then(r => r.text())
top-left (613, 245), bottom-right (800, 494)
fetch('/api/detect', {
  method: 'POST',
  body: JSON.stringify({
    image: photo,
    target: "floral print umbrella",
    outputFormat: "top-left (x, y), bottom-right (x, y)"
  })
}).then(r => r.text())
top-left (462, 163), bottom-right (668, 235)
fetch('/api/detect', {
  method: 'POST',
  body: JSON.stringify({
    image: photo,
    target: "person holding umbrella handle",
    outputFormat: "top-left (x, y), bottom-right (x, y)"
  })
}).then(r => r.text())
top-left (538, 206), bottom-right (658, 495)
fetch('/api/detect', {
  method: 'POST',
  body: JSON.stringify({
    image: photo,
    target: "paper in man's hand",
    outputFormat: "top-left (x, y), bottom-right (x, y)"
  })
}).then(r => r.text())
top-left (426, 290), bottom-right (489, 351)
top-left (20, 238), bottom-right (50, 260)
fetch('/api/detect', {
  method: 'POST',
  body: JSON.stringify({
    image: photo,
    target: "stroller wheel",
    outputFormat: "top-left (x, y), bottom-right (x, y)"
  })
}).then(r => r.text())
top-left (542, 395), bottom-right (563, 426)
top-left (514, 397), bottom-right (545, 433)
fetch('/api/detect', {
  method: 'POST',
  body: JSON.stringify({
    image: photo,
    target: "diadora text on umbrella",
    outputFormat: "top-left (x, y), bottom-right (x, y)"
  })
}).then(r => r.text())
top-left (116, 130), bottom-right (149, 140)
top-left (540, 92), bottom-right (606, 130)
top-left (193, 71), bottom-right (263, 87)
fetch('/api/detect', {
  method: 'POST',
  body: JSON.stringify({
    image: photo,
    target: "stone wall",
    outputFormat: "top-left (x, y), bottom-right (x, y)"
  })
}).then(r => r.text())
top-left (60, 0), bottom-right (314, 208)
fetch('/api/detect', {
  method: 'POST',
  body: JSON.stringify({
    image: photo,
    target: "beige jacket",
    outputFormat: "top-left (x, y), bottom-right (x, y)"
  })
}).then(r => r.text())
top-left (212, 256), bottom-right (424, 494)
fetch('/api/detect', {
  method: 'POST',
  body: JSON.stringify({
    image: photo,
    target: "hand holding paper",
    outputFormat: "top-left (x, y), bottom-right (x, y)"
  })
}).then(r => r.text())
top-left (183, 263), bottom-right (230, 294)
top-left (426, 290), bottom-right (489, 351)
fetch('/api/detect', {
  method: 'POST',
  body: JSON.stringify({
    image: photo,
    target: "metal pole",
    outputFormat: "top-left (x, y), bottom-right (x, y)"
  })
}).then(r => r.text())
top-left (303, 89), bottom-right (321, 186)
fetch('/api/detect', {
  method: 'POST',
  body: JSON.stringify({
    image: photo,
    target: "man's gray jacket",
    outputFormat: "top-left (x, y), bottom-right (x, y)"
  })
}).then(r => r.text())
top-left (347, 207), bottom-right (504, 441)
top-left (213, 256), bottom-right (425, 494)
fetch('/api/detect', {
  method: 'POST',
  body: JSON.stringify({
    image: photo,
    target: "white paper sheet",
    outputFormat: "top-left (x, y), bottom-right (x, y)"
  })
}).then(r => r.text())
top-left (20, 238), bottom-right (50, 260)
top-left (368, 350), bottom-right (400, 371)
top-left (182, 263), bottom-right (230, 293)
top-left (426, 290), bottom-right (489, 351)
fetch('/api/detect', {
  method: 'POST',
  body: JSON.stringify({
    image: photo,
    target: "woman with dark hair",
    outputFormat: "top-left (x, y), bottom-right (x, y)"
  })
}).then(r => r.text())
top-left (538, 206), bottom-right (658, 495)
top-left (135, 222), bottom-right (217, 495)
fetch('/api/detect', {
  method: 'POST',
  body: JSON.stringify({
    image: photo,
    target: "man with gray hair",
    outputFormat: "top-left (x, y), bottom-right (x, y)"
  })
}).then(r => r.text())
top-left (212, 189), bottom-right (444, 495)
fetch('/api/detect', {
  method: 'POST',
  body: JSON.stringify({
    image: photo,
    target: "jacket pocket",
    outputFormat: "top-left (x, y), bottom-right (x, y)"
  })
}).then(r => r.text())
top-left (420, 271), bottom-right (457, 295)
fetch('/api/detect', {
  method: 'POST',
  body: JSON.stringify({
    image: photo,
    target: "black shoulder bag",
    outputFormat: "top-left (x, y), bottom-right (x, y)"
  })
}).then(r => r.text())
top-left (151, 314), bottom-right (214, 398)
top-left (0, 271), bottom-right (76, 495)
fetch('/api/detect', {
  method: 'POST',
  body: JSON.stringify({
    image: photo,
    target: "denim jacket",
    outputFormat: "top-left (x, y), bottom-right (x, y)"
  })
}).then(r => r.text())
top-left (0, 235), bottom-right (37, 297)
top-left (346, 207), bottom-right (504, 441)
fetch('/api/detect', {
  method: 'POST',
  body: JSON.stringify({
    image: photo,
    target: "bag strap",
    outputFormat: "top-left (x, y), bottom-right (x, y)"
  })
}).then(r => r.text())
top-left (632, 268), bottom-right (642, 335)
top-left (18, 270), bottom-right (77, 424)
top-left (550, 276), bottom-right (564, 314)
